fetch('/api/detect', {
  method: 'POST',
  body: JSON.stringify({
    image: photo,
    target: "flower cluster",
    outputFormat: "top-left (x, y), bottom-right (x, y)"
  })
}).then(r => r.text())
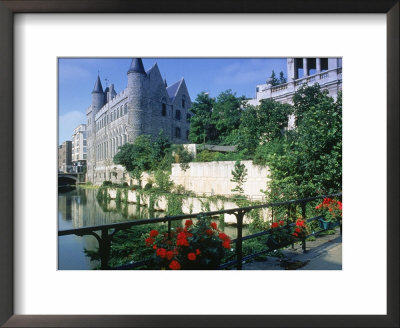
top-left (315, 198), bottom-right (342, 222)
top-left (268, 219), bottom-right (292, 246)
top-left (145, 215), bottom-right (231, 270)
top-left (292, 218), bottom-right (307, 239)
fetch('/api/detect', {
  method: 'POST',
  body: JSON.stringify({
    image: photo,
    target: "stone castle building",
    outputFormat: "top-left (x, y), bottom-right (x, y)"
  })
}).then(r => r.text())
top-left (246, 57), bottom-right (342, 127)
top-left (86, 58), bottom-right (192, 185)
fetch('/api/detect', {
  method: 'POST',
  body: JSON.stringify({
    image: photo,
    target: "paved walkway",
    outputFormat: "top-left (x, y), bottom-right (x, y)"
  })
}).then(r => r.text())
top-left (242, 228), bottom-right (342, 270)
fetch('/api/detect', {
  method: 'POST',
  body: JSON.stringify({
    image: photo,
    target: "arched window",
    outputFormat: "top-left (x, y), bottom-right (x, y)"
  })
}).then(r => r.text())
top-left (175, 127), bottom-right (181, 138)
top-left (182, 95), bottom-right (186, 108)
top-left (175, 110), bottom-right (181, 121)
top-left (116, 109), bottom-right (119, 119)
top-left (124, 103), bottom-right (128, 115)
top-left (162, 103), bottom-right (166, 116)
top-left (120, 106), bottom-right (123, 117)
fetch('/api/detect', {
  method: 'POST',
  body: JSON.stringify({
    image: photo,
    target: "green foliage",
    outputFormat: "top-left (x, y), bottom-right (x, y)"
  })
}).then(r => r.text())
top-left (154, 170), bottom-right (174, 192)
top-left (257, 86), bottom-right (342, 200)
top-left (195, 150), bottom-right (218, 162)
top-left (188, 92), bottom-right (216, 144)
top-left (268, 70), bottom-right (286, 86)
top-left (279, 71), bottom-right (287, 84)
top-left (172, 144), bottom-right (193, 171)
top-left (236, 99), bottom-right (292, 156)
top-left (102, 180), bottom-right (112, 186)
top-left (230, 160), bottom-right (248, 194)
top-left (267, 70), bottom-right (279, 86)
top-left (115, 188), bottom-right (122, 204)
top-left (113, 135), bottom-right (154, 185)
top-left (211, 90), bottom-right (245, 144)
top-left (151, 129), bottom-right (171, 164)
top-left (166, 194), bottom-right (183, 216)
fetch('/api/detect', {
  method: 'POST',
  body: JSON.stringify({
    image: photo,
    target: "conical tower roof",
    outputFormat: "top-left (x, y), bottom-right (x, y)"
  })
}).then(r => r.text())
top-left (92, 75), bottom-right (104, 94)
top-left (127, 58), bottom-right (146, 75)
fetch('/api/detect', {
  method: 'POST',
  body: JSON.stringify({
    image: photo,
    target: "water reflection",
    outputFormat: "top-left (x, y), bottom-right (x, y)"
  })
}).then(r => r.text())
top-left (58, 188), bottom-right (248, 270)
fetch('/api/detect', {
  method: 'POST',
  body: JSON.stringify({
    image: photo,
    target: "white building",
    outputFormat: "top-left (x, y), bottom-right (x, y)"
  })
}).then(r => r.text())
top-left (246, 57), bottom-right (342, 127)
top-left (71, 124), bottom-right (87, 172)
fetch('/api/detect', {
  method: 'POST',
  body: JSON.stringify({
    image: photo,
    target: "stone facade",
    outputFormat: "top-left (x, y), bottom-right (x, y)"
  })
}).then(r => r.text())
top-left (58, 140), bottom-right (72, 173)
top-left (246, 57), bottom-right (342, 128)
top-left (86, 58), bottom-right (192, 185)
top-left (71, 124), bottom-right (87, 172)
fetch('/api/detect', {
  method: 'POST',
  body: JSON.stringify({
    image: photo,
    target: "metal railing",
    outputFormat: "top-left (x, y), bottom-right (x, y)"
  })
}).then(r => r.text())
top-left (58, 193), bottom-right (342, 270)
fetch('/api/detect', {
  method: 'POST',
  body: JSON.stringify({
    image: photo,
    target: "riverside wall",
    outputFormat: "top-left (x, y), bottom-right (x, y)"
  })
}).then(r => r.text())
top-left (170, 160), bottom-right (269, 200)
top-left (107, 189), bottom-right (271, 224)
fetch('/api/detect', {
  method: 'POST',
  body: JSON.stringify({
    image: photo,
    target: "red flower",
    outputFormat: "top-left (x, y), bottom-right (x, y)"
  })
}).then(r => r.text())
top-left (271, 222), bottom-right (279, 229)
top-left (295, 227), bottom-right (301, 233)
top-left (296, 220), bottom-right (305, 227)
top-left (176, 238), bottom-right (189, 247)
top-left (279, 220), bottom-right (285, 226)
top-left (149, 230), bottom-right (159, 238)
top-left (222, 239), bottom-right (231, 249)
top-left (166, 250), bottom-right (174, 260)
top-left (156, 248), bottom-right (167, 258)
top-left (211, 222), bottom-right (218, 230)
top-left (145, 237), bottom-right (155, 246)
top-left (185, 219), bottom-right (193, 227)
top-left (187, 253), bottom-right (196, 261)
top-left (153, 244), bottom-right (157, 250)
top-left (293, 232), bottom-right (298, 237)
top-left (218, 233), bottom-right (228, 240)
top-left (169, 260), bottom-right (181, 270)
top-left (206, 229), bottom-right (213, 236)
top-left (196, 249), bottom-right (201, 255)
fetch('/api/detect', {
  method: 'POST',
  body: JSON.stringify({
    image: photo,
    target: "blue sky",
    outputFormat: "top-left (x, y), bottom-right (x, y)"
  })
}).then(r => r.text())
top-left (58, 58), bottom-right (287, 144)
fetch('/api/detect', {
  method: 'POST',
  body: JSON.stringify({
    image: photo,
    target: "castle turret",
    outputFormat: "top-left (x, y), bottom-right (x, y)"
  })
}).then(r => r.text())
top-left (127, 58), bottom-right (147, 141)
top-left (91, 75), bottom-right (105, 113)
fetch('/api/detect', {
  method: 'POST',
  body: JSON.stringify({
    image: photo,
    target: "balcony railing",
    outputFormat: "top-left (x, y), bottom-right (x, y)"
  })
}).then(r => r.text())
top-left (58, 193), bottom-right (342, 270)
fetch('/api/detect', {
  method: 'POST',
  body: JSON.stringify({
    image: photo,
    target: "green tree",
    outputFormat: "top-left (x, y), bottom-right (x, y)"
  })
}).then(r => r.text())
top-left (257, 87), bottom-right (342, 200)
top-left (230, 160), bottom-right (248, 194)
top-left (188, 92), bottom-right (216, 144)
top-left (279, 71), bottom-right (287, 84)
top-left (267, 70), bottom-right (280, 86)
top-left (211, 90), bottom-right (245, 144)
top-left (113, 135), bottom-right (153, 187)
top-left (151, 129), bottom-right (171, 165)
top-left (236, 99), bottom-right (292, 156)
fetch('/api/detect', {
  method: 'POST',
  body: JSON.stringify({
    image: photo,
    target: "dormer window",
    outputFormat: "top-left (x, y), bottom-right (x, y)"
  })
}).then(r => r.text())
top-left (182, 95), bottom-right (186, 108)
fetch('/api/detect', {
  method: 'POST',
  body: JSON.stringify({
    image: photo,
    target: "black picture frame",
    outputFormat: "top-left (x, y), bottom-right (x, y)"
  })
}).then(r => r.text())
top-left (0, 1), bottom-right (398, 327)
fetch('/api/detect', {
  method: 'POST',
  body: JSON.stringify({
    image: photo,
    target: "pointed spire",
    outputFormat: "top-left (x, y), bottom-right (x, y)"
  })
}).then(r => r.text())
top-left (164, 78), bottom-right (167, 87)
top-left (92, 75), bottom-right (104, 94)
top-left (127, 58), bottom-right (146, 75)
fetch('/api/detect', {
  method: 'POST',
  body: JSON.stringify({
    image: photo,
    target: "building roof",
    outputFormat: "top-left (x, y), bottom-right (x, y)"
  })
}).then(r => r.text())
top-left (166, 78), bottom-right (183, 102)
top-left (92, 75), bottom-right (104, 94)
top-left (127, 58), bottom-right (146, 75)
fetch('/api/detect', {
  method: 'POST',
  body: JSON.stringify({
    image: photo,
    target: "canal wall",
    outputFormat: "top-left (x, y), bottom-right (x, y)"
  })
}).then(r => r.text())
top-left (107, 189), bottom-right (271, 225)
top-left (170, 160), bottom-right (269, 199)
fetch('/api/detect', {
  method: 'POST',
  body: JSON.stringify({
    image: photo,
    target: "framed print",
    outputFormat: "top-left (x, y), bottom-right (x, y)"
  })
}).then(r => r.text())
top-left (1, 0), bottom-right (398, 327)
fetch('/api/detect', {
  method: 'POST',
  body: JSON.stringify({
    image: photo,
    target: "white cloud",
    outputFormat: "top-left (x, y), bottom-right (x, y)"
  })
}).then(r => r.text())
top-left (59, 110), bottom-right (86, 144)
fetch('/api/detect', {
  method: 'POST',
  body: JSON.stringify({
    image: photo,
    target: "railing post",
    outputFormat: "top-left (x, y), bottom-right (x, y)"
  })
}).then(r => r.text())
top-left (167, 219), bottom-right (172, 240)
top-left (235, 210), bottom-right (244, 270)
top-left (99, 228), bottom-right (111, 270)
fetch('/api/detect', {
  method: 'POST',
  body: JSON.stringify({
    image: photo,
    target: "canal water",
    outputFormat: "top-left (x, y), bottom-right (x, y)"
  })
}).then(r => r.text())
top-left (58, 188), bottom-right (247, 270)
